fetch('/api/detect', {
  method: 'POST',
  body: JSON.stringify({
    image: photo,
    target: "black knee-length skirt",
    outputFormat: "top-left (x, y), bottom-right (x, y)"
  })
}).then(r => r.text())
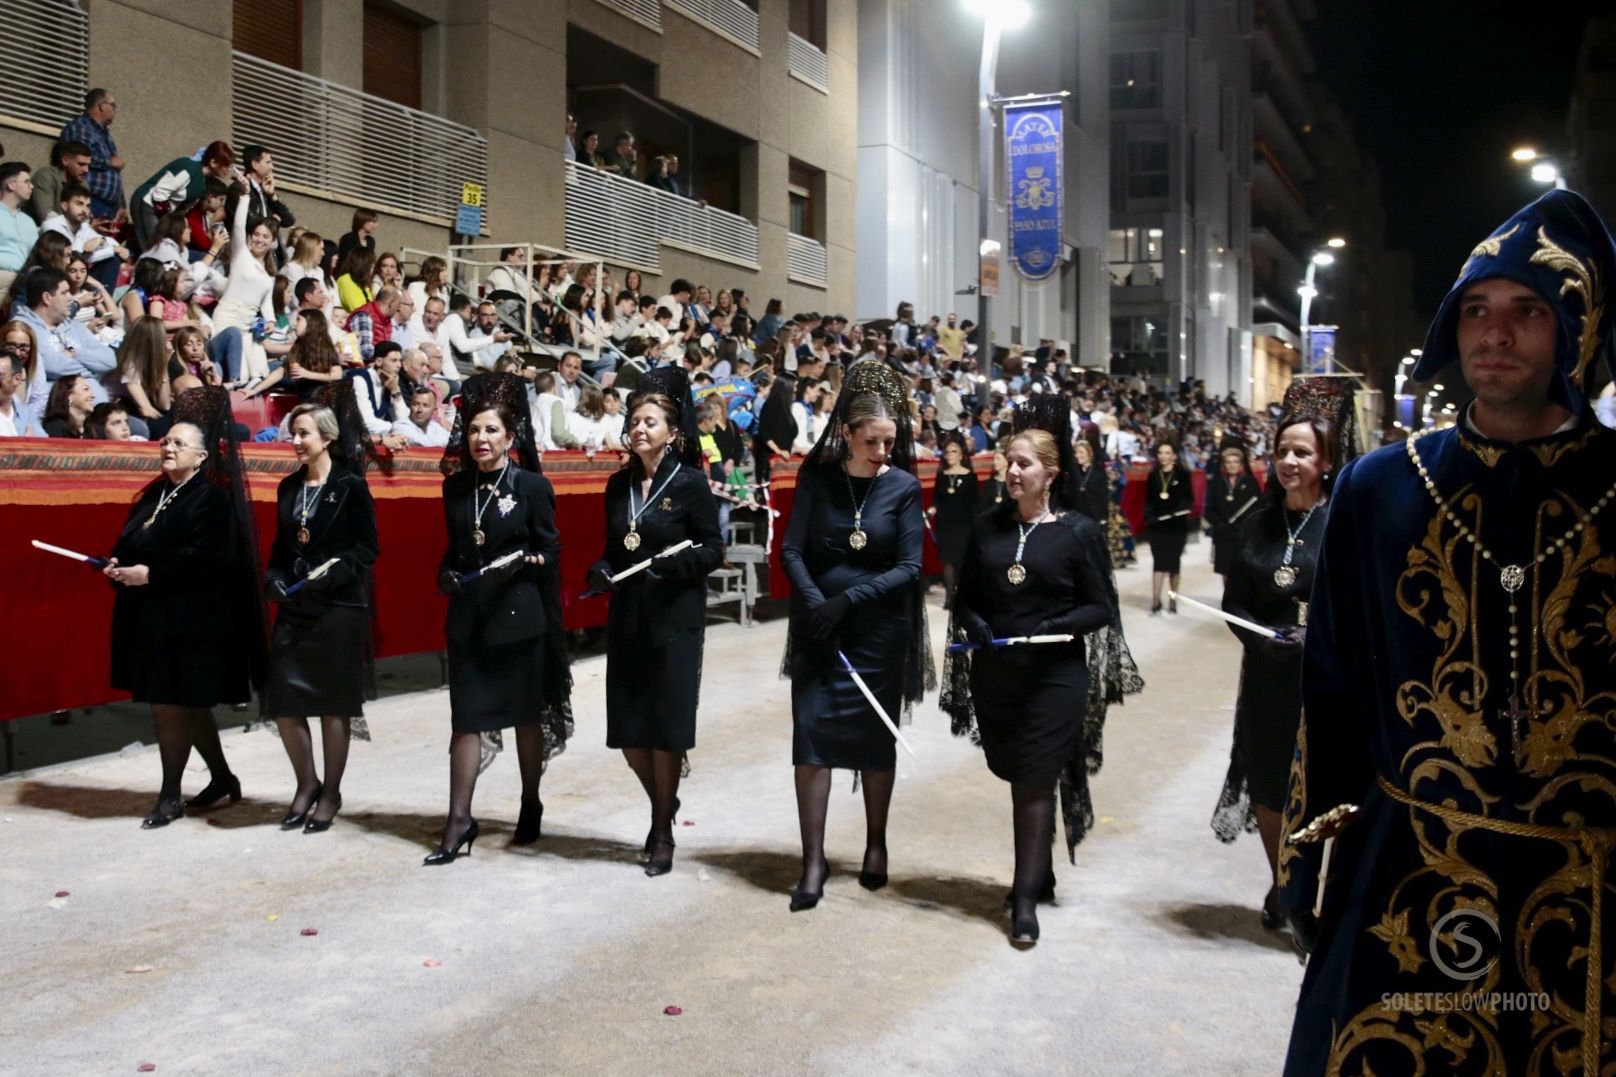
top-left (448, 635), bottom-right (548, 733)
top-left (263, 604), bottom-right (369, 718)
top-left (791, 616), bottom-right (910, 771)
top-left (1148, 529), bottom-right (1187, 574)
top-left (969, 650), bottom-right (1088, 786)
top-left (606, 628), bottom-right (701, 752)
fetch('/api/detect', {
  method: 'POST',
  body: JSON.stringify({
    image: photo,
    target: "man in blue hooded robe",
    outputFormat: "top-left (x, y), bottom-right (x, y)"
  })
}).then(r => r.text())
top-left (1280, 189), bottom-right (1616, 1075)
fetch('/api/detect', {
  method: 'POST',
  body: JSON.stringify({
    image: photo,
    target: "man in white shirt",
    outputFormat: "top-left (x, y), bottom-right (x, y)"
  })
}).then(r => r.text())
top-left (933, 372), bottom-right (963, 432)
top-left (0, 348), bottom-right (42, 436)
top-left (655, 278), bottom-right (692, 327)
top-left (415, 298), bottom-right (464, 384)
top-left (486, 247), bottom-right (535, 302)
top-left (554, 350), bottom-right (585, 412)
top-left (350, 341), bottom-right (410, 448)
top-left (466, 300), bottom-right (514, 371)
top-left (391, 384), bottom-right (450, 447)
top-left (41, 184), bottom-right (128, 272)
top-left (17, 267), bottom-right (115, 403)
top-left (441, 295), bottom-right (509, 374)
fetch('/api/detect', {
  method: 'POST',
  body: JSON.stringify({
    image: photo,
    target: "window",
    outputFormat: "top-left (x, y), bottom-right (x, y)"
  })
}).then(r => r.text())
top-left (789, 0), bottom-right (826, 49)
top-left (234, 0), bottom-right (302, 70)
top-left (1126, 138), bottom-right (1169, 200)
top-left (788, 160), bottom-right (822, 240)
top-left (1110, 316), bottom-right (1169, 377)
top-left (363, 1), bottom-right (423, 110)
top-left (1109, 50), bottom-right (1161, 110)
top-left (1107, 227), bottom-right (1164, 286)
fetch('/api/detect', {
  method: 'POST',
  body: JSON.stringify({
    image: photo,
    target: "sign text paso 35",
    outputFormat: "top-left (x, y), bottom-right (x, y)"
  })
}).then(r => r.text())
top-left (1004, 100), bottom-right (1064, 283)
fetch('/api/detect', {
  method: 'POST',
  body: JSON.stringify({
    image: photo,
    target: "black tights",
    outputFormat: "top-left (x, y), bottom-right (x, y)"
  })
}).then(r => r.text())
top-left (439, 727), bottom-right (547, 847)
top-left (1010, 783), bottom-right (1056, 923)
top-left (275, 716), bottom-right (352, 821)
top-left (150, 705), bottom-right (232, 805)
top-left (794, 764), bottom-right (894, 891)
top-left (623, 748), bottom-right (683, 847)
top-left (941, 564), bottom-right (959, 608)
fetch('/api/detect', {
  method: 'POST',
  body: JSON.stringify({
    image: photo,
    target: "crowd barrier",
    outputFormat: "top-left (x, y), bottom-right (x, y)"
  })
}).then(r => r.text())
top-left (1, 439), bottom-right (1212, 722)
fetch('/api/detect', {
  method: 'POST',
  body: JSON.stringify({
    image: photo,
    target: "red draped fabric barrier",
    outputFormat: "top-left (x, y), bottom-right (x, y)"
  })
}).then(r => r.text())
top-left (4, 438), bottom-right (1183, 721)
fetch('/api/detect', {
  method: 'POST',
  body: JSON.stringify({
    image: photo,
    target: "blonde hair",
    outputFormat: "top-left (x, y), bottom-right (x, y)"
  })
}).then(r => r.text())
top-left (287, 403), bottom-right (340, 442)
top-left (1009, 429), bottom-right (1061, 476)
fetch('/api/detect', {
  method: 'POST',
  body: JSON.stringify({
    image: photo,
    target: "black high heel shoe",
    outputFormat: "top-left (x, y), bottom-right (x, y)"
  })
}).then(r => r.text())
top-left (1150, 602), bottom-right (1163, 616)
top-left (512, 799), bottom-right (544, 845)
top-left (790, 858), bottom-right (830, 912)
top-left (184, 773), bottom-right (242, 810)
top-left (1002, 871), bottom-right (1057, 909)
top-left (303, 793), bottom-right (342, 834)
top-left (423, 819), bottom-right (479, 866)
top-left (1168, 596), bottom-right (1178, 615)
top-left (638, 796), bottom-right (682, 864)
top-left (140, 797), bottom-right (184, 830)
top-left (280, 783), bottom-right (322, 831)
top-left (644, 836), bottom-right (676, 877)
top-left (1009, 912), bottom-right (1040, 948)
top-left (858, 844), bottom-right (888, 891)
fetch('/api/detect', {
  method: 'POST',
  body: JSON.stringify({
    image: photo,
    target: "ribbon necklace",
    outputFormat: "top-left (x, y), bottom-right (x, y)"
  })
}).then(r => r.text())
top-left (145, 473), bottom-right (195, 530)
top-left (472, 462), bottom-right (510, 547)
top-left (1008, 505), bottom-right (1051, 585)
top-left (845, 464), bottom-right (880, 550)
top-left (1272, 501), bottom-right (1321, 589)
top-left (296, 478), bottom-right (326, 546)
top-left (626, 460), bottom-right (681, 551)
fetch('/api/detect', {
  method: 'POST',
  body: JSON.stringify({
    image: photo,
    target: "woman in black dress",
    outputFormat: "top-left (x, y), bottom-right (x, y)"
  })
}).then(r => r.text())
top-left (1211, 397), bottom-right (1346, 929)
top-left (426, 372), bottom-right (572, 865)
top-left (781, 359), bottom-right (931, 911)
top-left (1069, 438), bottom-right (1110, 523)
top-left (980, 449), bottom-right (1009, 510)
top-left (103, 387), bottom-right (266, 827)
top-left (263, 386), bottom-right (379, 833)
top-left (927, 434), bottom-right (977, 606)
top-left (1142, 440), bottom-right (1193, 614)
top-left (1200, 439), bottom-right (1261, 578)
top-left (586, 367), bottom-right (723, 876)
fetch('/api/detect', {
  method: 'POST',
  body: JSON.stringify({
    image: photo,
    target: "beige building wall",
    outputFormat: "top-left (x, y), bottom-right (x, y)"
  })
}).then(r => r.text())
top-left (5, 0), bottom-right (854, 314)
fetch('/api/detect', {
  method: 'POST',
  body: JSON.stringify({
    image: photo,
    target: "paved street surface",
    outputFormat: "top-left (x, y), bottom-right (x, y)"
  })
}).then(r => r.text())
top-left (2, 547), bottom-right (1303, 1075)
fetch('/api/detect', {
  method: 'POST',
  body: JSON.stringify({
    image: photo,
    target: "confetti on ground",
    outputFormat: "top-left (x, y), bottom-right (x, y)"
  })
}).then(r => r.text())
top-left (126, 965), bottom-right (154, 974)
top-left (423, 959), bottom-right (442, 968)
top-left (1099, 816), bottom-right (1115, 824)
top-left (663, 1006), bottom-right (683, 1016)
top-left (54, 890), bottom-right (70, 898)
top-left (697, 869), bottom-right (711, 882)
top-left (300, 928), bottom-right (318, 937)
top-left (137, 1064), bottom-right (156, 1072)
top-left (206, 819), bottom-right (221, 827)
top-left (265, 914), bottom-right (279, 922)
top-left (681, 820), bottom-right (694, 827)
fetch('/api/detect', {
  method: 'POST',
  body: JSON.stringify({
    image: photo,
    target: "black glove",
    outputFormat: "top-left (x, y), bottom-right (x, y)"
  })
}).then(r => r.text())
top-left (959, 610), bottom-right (995, 648)
top-left (805, 593), bottom-right (852, 640)
top-left (437, 569), bottom-right (464, 595)
top-left (1269, 625), bottom-right (1306, 650)
top-left (265, 577), bottom-right (292, 604)
top-left (586, 561), bottom-right (614, 593)
top-left (491, 552), bottom-right (528, 579)
top-left (291, 556), bottom-right (311, 578)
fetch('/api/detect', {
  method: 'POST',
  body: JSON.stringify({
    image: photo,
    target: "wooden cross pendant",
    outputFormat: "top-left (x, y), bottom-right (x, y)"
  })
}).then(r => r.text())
top-left (1504, 694), bottom-right (1532, 757)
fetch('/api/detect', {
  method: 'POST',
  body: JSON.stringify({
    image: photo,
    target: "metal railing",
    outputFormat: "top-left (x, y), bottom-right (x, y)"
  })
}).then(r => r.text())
top-left (593, 0), bottom-right (662, 31)
top-left (5, 0), bottom-right (88, 131)
top-left (787, 32), bottom-right (830, 93)
top-left (787, 233), bottom-right (829, 288)
top-left (665, 0), bottom-right (760, 53)
top-left (231, 52), bottom-right (489, 224)
top-left (563, 160), bottom-right (759, 272)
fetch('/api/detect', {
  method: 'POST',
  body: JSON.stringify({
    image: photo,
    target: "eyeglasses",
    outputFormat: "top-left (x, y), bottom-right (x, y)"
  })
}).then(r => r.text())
top-left (157, 438), bottom-right (202, 451)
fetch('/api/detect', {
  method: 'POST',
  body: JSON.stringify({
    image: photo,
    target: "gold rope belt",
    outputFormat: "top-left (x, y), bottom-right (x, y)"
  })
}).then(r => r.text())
top-left (1377, 775), bottom-right (1616, 1073)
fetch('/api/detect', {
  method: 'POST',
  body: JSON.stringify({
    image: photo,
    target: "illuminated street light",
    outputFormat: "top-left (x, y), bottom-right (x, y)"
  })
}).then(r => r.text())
top-left (1311, 252), bottom-right (1335, 266)
top-left (1531, 162), bottom-right (1562, 186)
top-left (1326, 236), bottom-right (1347, 249)
top-left (1512, 147), bottom-right (1540, 162)
top-left (964, 0), bottom-right (1031, 26)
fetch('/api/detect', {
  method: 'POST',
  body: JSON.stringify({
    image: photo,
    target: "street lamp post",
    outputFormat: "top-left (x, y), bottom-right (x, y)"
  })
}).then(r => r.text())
top-left (966, 0), bottom-right (1029, 370)
top-left (1511, 147), bottom-right (1569, 190)
top-left (1297, 240), bottom-right (1344, 372)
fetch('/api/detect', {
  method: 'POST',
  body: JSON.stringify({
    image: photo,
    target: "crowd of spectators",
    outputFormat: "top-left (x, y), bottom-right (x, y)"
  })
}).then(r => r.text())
top-left (0, 88), bottom-right (1280, 537)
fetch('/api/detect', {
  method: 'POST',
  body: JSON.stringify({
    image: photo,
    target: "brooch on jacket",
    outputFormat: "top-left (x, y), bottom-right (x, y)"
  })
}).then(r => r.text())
top-left (660, 497), bottom-right (673, 512)
top-left (498, 494), bottom-right (517, 517)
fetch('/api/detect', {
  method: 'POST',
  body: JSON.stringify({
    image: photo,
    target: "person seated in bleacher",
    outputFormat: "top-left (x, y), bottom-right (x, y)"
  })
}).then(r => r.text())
top-left (390, 383), bottom-right (450, 448)
top-left (0, 344), bottom-right (42, 436)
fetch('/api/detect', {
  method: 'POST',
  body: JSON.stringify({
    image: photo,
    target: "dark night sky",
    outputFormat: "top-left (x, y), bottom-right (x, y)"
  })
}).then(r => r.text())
top-left (1308, 0), bottom-right (1616, 322)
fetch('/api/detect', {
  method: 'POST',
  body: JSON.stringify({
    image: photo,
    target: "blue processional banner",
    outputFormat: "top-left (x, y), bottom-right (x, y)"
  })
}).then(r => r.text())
top-left (1305, 325), bottom-right (1337, 375)
top-left (1004, 100), bottom-right (1064, 282)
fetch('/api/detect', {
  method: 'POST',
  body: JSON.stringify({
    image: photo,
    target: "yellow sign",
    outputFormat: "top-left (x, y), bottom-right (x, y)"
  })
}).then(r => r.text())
top-left (460, 182), bottom-right (485, 208)
top-left (979, 239), bottom-right (1001, 298)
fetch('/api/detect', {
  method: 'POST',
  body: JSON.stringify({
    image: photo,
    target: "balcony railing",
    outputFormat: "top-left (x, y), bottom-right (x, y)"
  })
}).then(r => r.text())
top-left (564, 160), bottom-right (759, 272)
top-left (787, 233), bottom-right (828, 289)
top-left (788, 32), bottom-right (829, 93)
top-left (5, 0), bottom-right (88, 132)
top-left (593, 0), bottom-right (662, 32)
top-left (666, 0), bottom-right (760, 54)
top-left (232, 52), bottom-right (489, 225)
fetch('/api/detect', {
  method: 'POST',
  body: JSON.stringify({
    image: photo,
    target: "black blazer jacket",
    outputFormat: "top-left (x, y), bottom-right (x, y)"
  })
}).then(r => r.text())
top-left (592, 454), bottom-right (724, 646)
top-left (439, 465), bottom-right (560, 647)
top-left (264, 462), bottom-right (380, 610)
